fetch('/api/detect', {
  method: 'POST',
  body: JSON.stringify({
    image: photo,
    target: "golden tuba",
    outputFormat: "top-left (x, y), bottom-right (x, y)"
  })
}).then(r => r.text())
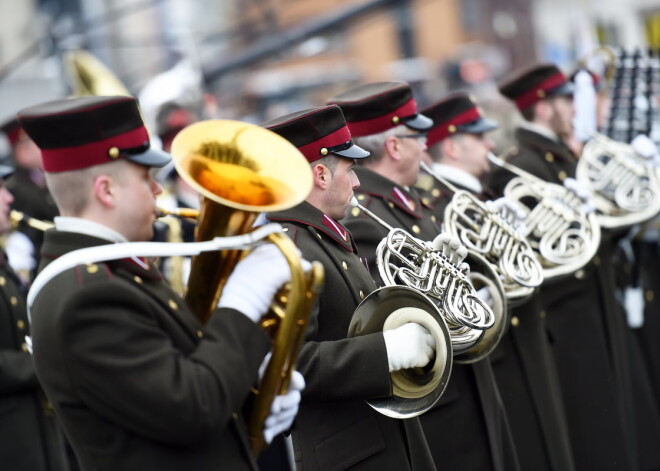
top-left (170, 119), bottom-right (324, 455)
top-left (487, 152), bottom-right (601, 280)
top-left (350, 198), bottom-right (507, 364)
top-left (420, 162), bottom-right (543, 306)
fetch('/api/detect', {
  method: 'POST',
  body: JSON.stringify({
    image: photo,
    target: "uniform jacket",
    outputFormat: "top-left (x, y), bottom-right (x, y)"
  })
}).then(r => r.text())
top-left (268, 201), bottom-right (436, 471)
top-left (486, 126), bottom-right (641, 470)
top-left (31, 230), bottom-right (271, 471)
top-left (341, 167), bottom-right (519, 471)
top-left (420, 160), bottom-right (576, 470)
top-left (0, 249), bottom-right (69, 471)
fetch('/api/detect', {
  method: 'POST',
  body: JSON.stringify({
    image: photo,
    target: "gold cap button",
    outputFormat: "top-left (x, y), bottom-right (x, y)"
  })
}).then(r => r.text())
top-left (168, 299), bottom-right (178, 310)
top-left (511, 316), bottom-right (520, 327)
top-left (448, 124), bottom-right (457, 133)
top-left (321, 148), bottom-right (328, 156)
top-left (108, 147), bottom-right (120, 158)
top-left (392, 116), bottom-right (400, 124)
top-left (537, 89), bottom-right (546, 98)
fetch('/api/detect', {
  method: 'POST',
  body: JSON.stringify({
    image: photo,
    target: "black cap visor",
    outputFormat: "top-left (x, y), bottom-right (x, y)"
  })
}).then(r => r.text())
top-left (459, 117), bottom-right (499, 135)
top-left (334, 142), bottom-right (370, 159)
top-left (126, 147), bottom-right (172, 168)
top-left (547, 81), bottom-right (574, 98)
top-left (403, 113), bottom-right (434, 131)
top-left (0, 164), bottom-right (13, 179)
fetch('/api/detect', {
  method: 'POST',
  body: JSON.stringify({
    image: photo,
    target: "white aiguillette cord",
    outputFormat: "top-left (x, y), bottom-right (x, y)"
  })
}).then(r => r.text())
top-left (26, 223), bottom-right (284, 321)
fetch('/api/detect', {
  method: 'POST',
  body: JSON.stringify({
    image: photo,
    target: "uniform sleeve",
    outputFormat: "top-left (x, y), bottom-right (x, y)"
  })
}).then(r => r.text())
top-left (41, 279), bottom-right (270, 447)
top-left (0, 350), bottom-right (39, 394)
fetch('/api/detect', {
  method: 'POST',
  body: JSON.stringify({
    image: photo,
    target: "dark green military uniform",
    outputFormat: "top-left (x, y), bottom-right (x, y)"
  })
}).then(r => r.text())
top-left (422, 164), bottom-right (575, 471)
top-left (487, 127), bottom-right (660, 470)
top-left (31, 230), bottom-right (270, 471)
top-left (342, 166), bottom-right (520, 471)
top-left (0, 249), bottom-right (69, 471)
top-left (268, 201), bottom-right (436, 470)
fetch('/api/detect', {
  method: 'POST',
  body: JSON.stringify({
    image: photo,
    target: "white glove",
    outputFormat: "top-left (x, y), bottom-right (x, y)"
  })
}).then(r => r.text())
top-left (217, 244), bottom-right (310, 323)
top-left (485, 197), bottom-right (527, 233)
top-left (432, 233), bottom-right (468, 266)
top-left (631, 134), bottom-right (660, 163)
top-left (563, 177), bottom-right (596, 214)
top-left (383, 323), bottom-right (436, 372)
top-left (263, 370), bottom-right (305, 444)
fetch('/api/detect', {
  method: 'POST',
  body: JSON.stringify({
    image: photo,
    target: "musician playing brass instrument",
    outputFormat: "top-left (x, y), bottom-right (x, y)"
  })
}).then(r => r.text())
top-left (486, 63), bottom-right (641, 471)
top-left (17, 96), bottom-right (305, 471)
top-left (417, 92), bottom-right (574, 471)
top-left (263, 104), bottom-right (446, 470)
top-left (328, 82), bottom-right (520, 471)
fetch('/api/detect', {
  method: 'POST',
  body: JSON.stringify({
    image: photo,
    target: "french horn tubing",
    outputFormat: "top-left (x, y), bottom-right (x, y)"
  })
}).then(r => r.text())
top-left (350, 197), bottom-right (507, 364)
top-left (420, 162), bottom-right (543, 306)
top-left (578, 133), bottom-right (660, 228)
top-left (487, 152), bottom-right (601, 280)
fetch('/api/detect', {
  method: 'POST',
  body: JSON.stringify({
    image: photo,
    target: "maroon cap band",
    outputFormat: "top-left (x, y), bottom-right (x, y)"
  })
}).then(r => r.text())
top-left (427, 107), bottom-right (481, 145)
top-left (297, 125), bottom-right (352, 162)
top-left (346, 98), bottom-right (418, 137)
top-left (41, 126), bottom-right (149, 172)
top-left (514, 72), bottom-right (568, 110)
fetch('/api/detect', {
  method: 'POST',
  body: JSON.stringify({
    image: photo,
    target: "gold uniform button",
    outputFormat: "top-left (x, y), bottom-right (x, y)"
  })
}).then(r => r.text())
top-left (21, 342), bottom-right (29, 353)
top-left (17, 320), bottom-right (26, 330)
top-left (539, 310), bottom-right (546, 319)
top-left (197, 329), bottom-right (204, 338)
top-left (422, 197), bottom-right (430, 206)
top-left (342, 261), bottom-right (348, 271)
top-left (646, 290), bottom-right (655, 302)
top-left (544, 152), bottom-right (554, 162)
top-left (133, 276), bottom-right (143, 284)
top-left (558, 170), bottom-right (567, 181)
top-left (351, 207), bottom-right (361, 217)
top-left (86, 264), bottom-right (99, 274)
top-left (168, 299), bottom-right (178, 310)
top-left (431, 188), bottom-right (441, 197)
top-left (10, 296), bottom-right (18, 306)
top-left (412, 225), bottom-right (421, 234)
top-left (431, 215), bottom-right (437, 223)
top-left (317, 233), bottom-right (323, 240)
top-left (511, 316), bottom-right (520, 327)
top-left (0, 276), bottom-right (5, 286)
top-left (388, 202), bottom-right (395, 208)
top-left (232, 412), bottom-right (239, 420)
top-left (592, 255), bottom-right (600, 266)
top-left (359, 290), bottom-right (365, 299)
top-left (282, 227), bottom-right (288, 232)
top-left (574, 269), bottom-right (585, 280)
top-left (357, 194), bottom-right (366, 201)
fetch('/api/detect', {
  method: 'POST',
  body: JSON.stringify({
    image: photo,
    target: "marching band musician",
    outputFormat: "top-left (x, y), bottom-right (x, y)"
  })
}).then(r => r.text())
top-left (417, 92), bottom-right (575, 471)
top-left (16, 95), bottom-right (305, 471)
top-left (485, 63), bottom-right (646, 471)
top-left (0, 163), bottom-right (71, 470)
top-left (328, 82), bottom-right (520, 471)
top-left (263, 104), bottom-right (439, 470)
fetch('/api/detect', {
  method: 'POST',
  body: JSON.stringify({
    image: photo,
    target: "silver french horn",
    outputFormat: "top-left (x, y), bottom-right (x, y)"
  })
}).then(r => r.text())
top-left (350, 197), bottom-right (507, 364)
top-left (487, 152), bottom-right (601, 280)
top-left (420, 162), bottom-right (544, 306)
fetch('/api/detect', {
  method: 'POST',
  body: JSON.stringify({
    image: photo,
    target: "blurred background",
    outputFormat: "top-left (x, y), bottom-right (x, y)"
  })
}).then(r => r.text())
top-left (1, 0), bottom-right (659, 154)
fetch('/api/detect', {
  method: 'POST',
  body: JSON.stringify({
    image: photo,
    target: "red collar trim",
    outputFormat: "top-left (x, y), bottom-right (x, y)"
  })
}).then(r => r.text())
top-left (346, 98), bottom-right (418, 137)
top-left (391, 187), bottom-right (416, 213)
top-left (322, 214), bottom-right (349, 242)
top-left (41, 126), bottom-right (149, 172)
top-left (514, 72), bottom-right (567, 110)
